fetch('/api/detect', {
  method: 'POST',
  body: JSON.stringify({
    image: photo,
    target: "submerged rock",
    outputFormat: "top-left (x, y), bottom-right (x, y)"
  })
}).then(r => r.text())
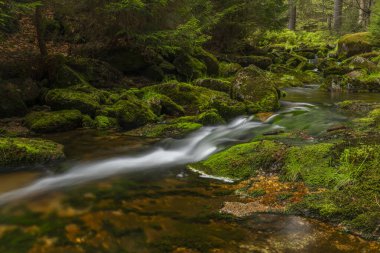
top-left (0, 137), bottom-right (64, 169)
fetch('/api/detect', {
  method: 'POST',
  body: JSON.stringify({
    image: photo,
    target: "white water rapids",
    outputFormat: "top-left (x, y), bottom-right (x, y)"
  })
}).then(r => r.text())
top-left (0, 101), bottom-right (344, 204)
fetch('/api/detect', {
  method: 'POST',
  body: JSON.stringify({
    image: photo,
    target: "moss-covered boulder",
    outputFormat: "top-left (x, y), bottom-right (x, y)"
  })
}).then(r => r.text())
top-left (232, 66), bottom-right (280, 112)
top-left (338, 32), bottom-right (373, 58)
top-left (0, 84), bottom-right (28, 118)
top-left (220, 62), bottom-right (242, 77)
top-left (142, 82), bottom-right (247, 119)
top-left (194, 78), bottom-right (231, 94)
top-left (143, 92), bottom-right (185, 116)
top-left (24, 110), bottom-right (83, 133)
top-left (94, 116), bottom-right (119, 129)
top-left (99, 47), bottom-right (151, 74)
top-left (66, 57), bottom-right (125, 89)
top-left (234, 56), bottom-right (273, 69)
top-left (189, 140), bottom-right (286, 179)
top-left (128, 119), bottom-right (202, 138)
top-left (102, 96), bottom-right (157, 130)
top-left (197, 110), bottom-right (225, 125)
top-left (0, 138), bottom-right (64, 169)
top-left (45, 88), bottom-right (101, 116)
top-left (173, 54), bottom-right (207, 80)
top-left (194, 48), bottom-right (220, 76)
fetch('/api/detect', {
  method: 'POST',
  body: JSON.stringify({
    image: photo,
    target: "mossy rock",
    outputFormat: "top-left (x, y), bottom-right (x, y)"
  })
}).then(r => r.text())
top-left (143, 92), bottom-right (185, 116)
top-left (338, 32), bottom-right (373, 58)
top-left (99, 47), bottom-right (151, 74)
top-left (142, 65), bottom-right (165, 81)
top-left (102, 97), bottom-right (157, 130)
top-left (197, 110), bottom-right (225, 126)
top-left (66, 57), bottom-right (125, 89)
top-left (143, 82), bottom-right (247, 119)
top-left (24, 110), bottom-right (83, 133)
top-left (0, 84), bottom-right (28, 118)
top-left (173, 54), bottom-right (207, 80)
top-left (234, 55), bottom-right (273, 69)
top-left (220, 62), bottom-right (242, 77)
top-left (189, 140), bottom-right (286, 179)
top-left (194, 48), bottom-right (220, 76)
top-left (194, 78), bottom-right (231, 94)
top-left (45, 88), bottom-right (101, 116)
top-left (337, 100), bottom-right (380, 115)
top-left (232, 66), bottom-right (280, 112)
top-left (94, 116), bottom-right (118, 129)
top-left (128, 120), bottom-right (202, 138)
top-left (0, 137), bottom-right (64, 169)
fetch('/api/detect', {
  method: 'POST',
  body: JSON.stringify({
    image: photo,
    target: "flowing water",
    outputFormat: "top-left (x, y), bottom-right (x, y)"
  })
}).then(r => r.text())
top-left (0, 86), bottom-right (379, 252)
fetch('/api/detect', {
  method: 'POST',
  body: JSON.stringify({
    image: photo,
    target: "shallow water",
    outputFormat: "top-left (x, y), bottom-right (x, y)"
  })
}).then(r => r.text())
top-left (0, 86), bottom-right (379, 252)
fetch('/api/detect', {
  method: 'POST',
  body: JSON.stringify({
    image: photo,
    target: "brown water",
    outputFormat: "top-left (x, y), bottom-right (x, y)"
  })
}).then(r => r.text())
top-left (0, 87), bottom-right (379, 253)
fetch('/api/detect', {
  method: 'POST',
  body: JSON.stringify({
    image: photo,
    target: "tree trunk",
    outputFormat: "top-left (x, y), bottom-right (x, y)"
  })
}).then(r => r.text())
top-left (288, 0), bottom-right (297, 30)
top-left (333, 0), bottom-right (343, 32)
top-left (35, 5), bottom-right (48, 58)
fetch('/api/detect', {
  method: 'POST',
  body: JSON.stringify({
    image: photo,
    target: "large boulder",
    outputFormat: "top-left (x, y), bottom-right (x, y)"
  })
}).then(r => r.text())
top-left (101, 95), bottom-right (157, 130)
top-left (24, 110), bottom-right (83, 133)
top-left (234, 56), bottom-right (273, 69)
top-left (45, 88), bottom-right (101, 116)
top-left (338, 32), bottom-right (373, 58)
top-left (194, 78), bottom-right (231, 94)
top-left (66, 57), bottom-right (125, 88)
top-left (194, 48), bottom-right (220, 76)
top-left (232, 66), bottom-right (280, 112)
top-left (173, 54), bottom-right (207, 80)
top-left (0, 137), bottom-right (64, 169)
top-left (142, 82), bottom-right (247, 119)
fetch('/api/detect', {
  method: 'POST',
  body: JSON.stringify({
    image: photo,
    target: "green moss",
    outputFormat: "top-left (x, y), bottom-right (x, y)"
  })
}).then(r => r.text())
top-left (173, 54), bottom-right (207, 80)
top-left (338, 32), bottom-right (373, 58)
top-left (190, 140), bottom-right (286, 179)
top-left (24, 110), bottom-right (83, 133)
top-left (234, 55), bottom-right (273, 69)
top-left (194, 48), bottom-right (220, 76)
top-left (197, 110), bottom-right (225, 126)
top-left (127, 120), bottom-right (202, 138)
top-left (45, 88), bottom-right (101, 116)
top-left (143, 92), bottom-right (185, 116)
top-left (0, 137), bottom-right (64, 168)
top-left (102, 97), bottom-right (157, 130)
top-left (194, 78), bottom-right (231, 94)
top-left (232, 65), bottom-right (280, 112)
top-left (220, 62), bottom-right (242, 77)
top-left (94, 116), bottom-right (118, 129)
top-left (284, 143), bottom-right (336, 188)
top-left (143, 81), bottom-right (247, 119)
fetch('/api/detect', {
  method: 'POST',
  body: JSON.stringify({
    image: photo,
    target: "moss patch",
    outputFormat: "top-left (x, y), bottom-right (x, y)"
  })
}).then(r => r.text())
top-left (45, 88), bottom-right (101, 116)
top-left (189, 140), bottom-right (286, 179)
top-left (0, 137), bottom-right (64, 168)
top-left (24, 110), bottom-right (83, 133)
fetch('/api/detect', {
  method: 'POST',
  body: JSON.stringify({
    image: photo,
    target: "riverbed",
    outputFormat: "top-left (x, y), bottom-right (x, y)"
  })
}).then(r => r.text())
top-left (0, 86), bottom-right (379, 252)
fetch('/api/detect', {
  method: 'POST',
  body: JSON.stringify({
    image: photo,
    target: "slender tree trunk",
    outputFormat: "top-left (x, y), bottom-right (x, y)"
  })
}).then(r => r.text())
top-left (333, 0), bottom-right (343, 32)
top-left (35, 5), bottom-right (48, 58)
top-left (288, 0), bottom-right (297, 30)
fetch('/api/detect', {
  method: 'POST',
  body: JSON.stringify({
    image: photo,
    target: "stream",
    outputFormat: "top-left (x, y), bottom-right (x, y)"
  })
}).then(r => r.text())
top-left (0, 85), bottom-right (379, 252)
